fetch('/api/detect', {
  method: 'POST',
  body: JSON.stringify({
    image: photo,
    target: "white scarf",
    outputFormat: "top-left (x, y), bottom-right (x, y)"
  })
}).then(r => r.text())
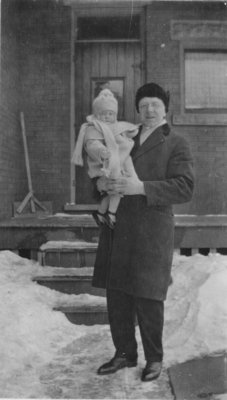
top-left (71, 116), bottom-right (119, 166)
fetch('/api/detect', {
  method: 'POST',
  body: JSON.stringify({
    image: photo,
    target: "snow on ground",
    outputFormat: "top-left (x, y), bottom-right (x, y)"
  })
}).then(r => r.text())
top-left (0, 250), bottom-right (226, 398)
top-left (164, 252), bottom-right (227, 365)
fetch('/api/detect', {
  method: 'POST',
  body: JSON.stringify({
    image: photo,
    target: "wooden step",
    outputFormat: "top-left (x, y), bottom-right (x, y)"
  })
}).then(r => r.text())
top-left (33, 274), bottom-right (105, 296)
top-left (54, 304), bottom-right (108, 325)
top-left (39, 240), bottom-right (98, 268)
top-left (33, 267), bottom-right (105, 296)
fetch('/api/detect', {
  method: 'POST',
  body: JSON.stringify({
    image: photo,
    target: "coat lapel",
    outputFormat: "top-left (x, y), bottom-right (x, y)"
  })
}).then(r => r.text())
top-left (132, 123), bottom-right (170, 161)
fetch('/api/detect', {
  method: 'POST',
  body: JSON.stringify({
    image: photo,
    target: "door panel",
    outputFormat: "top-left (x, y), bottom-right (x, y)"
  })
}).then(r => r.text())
top-left (74, 41), bottom-right (143, 204)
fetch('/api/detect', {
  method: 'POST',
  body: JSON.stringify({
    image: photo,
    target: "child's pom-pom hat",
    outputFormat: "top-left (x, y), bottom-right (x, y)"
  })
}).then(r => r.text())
top-left (92, 89), bottom-right (118, 115)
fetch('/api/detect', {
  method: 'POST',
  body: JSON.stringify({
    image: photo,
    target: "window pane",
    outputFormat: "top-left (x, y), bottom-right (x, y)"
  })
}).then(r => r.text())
top-left (77, 16), bottom-right (140, 40)
top-left (185, 51), bottom-right (227, 109)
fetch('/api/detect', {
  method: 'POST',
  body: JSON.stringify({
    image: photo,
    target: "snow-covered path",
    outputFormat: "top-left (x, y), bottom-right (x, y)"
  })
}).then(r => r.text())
top-left (0, 250), bottom-right (227, 399)
top-left (39, 331), bottom-right (172, 399)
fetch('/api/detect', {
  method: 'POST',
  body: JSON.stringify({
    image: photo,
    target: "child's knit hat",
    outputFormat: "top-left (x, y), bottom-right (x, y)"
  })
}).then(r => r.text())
top-left (92, 89), bottom-right (118, 116)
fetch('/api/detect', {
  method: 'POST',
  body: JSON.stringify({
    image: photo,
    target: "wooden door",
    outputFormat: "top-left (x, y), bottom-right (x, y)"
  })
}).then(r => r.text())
top-left (74, 41), bottom-right (143, 204)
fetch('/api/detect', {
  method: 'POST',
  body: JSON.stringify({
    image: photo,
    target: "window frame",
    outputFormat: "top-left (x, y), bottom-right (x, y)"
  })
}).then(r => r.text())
top-left (180, 39), bottom-right (227, 114)
top-left (184, 49), bottom-right (227, 112)
top-left (173, 39), bottom-right (227, 125)
top-left (73, 5), bottom-right (142, 44)
top-left (76, 15), bottom-right (141, 41)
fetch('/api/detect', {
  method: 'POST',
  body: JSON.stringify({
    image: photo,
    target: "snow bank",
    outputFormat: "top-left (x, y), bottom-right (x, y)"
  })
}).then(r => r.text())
top-left (164, 253), bottom-right (227, 366)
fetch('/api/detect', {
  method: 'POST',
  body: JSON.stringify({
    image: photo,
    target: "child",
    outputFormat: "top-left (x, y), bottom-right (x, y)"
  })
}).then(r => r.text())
top-left (71, 89), bottom-right (138, 228)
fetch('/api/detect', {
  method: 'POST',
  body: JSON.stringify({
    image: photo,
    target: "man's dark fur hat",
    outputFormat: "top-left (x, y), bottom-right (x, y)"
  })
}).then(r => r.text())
top-left (135, 82), bottom-right (170, 112)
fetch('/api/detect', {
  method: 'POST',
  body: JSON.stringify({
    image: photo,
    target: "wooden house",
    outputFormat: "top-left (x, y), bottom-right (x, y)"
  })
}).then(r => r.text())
top-left (1, 0), bottom-right (227, 257)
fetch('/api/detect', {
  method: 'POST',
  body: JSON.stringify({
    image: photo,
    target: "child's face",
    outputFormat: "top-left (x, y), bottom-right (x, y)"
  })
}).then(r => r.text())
top-left (98, 110), bottom-right (117, 123)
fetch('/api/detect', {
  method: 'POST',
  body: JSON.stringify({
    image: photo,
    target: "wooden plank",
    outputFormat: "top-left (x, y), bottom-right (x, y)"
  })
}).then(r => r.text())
top-left (0, 226), bottom-right (98, 250)
top-left (99, 42), bottom-right (108, 77)
top-left (124, 42), bottom-right (134, 121)
top-left (69, 5), bottom-right (143, 17)
top-left (174, 227), bottom-right (227, 248)
top-left (20, 113), bottom-right (34, 196)
top-left (70, 8), bottom-right (76, 204)
top-left (173, 113), bottom-right (227, 126)
top-left (34, 275), bottom-right (106, 296)
top-left (17, 113), bottom-right (50, 216)
top-left (115, 42), bottom-right (127, 120)
top-left (168, 354), bottom-right (227, 399)
top-left (13, 201), bottom-right (53, 217)
top-left (108, 42), bottom-right (117, 77)
top-left (1, 215), bottom-right (227, 250)
top-left (133, 42), bottom-right (143, 122)
top-left (90, 41), bottom-right (100, 78)
top-left (2, 214), bottom-right (227, 228)
top-left (54, 304), bottom-right (108, 325)
top-left (16, 192), bottom-right (33, 215)
top-left (64, 204), bottom-right (98, 211)
top-left (209, 248), bottom-right (217, 254)
top-left (76, 39), bottom-right (140, 43)
top-left (191, 248), bottom-right (199, 255)
top-left (1, 224), bottom-right (227, 251)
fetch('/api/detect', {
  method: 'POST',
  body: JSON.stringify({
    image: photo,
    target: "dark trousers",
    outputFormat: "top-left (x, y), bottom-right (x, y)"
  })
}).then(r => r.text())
top-left (106, 288), bottom-right (164, 362)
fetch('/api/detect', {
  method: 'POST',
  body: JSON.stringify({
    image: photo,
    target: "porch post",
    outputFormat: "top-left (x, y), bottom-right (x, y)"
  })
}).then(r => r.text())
top-left (70, 7), bottom-right (76, 204)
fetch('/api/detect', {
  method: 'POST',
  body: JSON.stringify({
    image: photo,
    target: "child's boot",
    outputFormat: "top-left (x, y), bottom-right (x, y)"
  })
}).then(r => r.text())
top-left (92, 211), bottom-right (107, 226)
top-left (106, 211), bottom-right (116, 229)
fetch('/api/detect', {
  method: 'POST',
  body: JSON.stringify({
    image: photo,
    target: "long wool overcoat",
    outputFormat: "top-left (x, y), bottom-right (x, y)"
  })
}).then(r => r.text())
top-left (92, 123), bottom-right (194, 301)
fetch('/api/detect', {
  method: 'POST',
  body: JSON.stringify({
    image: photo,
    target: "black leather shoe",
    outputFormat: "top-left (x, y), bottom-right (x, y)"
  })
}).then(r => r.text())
top-left (97, 353), bottom-right (137, 375)
top-left (141, 361), bottom-right (162, 382)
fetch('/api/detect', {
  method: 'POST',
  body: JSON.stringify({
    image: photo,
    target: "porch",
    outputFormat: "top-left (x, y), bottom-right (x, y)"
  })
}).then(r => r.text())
top-left (1, 212), bottom-right (226, 325)
top-left (0, 213), bottom-right (227, 257)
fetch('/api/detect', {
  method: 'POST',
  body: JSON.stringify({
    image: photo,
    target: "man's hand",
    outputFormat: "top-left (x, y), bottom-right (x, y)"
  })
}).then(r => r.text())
top-left (107, 176), bottom-right (145, 196)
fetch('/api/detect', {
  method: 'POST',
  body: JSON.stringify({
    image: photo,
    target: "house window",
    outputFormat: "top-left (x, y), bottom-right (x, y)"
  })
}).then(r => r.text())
top-left (77, 16), bottom-right (140, 40)
top-left (185, 50), bottom-right (227, 110)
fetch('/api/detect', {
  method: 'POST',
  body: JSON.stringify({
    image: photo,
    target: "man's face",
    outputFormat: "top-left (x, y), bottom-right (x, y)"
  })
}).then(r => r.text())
top-left (138, 97), bottom-right (166, 128)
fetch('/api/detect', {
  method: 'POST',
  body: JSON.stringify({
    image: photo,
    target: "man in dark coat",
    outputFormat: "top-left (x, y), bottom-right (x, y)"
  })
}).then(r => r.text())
top-left (92, 82), bottom-right (194, 381)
